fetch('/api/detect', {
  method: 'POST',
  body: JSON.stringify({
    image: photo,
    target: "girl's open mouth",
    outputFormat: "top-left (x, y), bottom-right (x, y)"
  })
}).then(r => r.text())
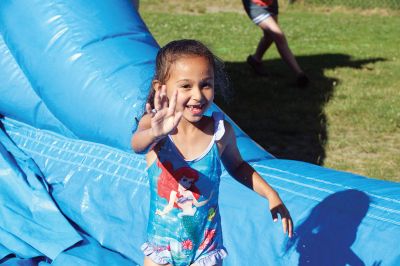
top-left (186, 104), bottom-right (205, 115)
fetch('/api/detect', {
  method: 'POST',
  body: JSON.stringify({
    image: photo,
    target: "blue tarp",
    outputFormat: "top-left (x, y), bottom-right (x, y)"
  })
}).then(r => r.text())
top-left (0, 0), bottom-right (399, 265)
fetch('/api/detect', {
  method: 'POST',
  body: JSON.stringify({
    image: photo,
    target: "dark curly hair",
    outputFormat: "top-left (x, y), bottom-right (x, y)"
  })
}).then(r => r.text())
top-left (145, 39), bottom-right (229, 110)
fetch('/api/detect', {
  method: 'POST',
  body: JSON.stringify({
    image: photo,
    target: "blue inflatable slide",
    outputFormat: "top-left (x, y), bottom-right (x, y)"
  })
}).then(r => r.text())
top-left (0, 1), bottom-right (399, 265)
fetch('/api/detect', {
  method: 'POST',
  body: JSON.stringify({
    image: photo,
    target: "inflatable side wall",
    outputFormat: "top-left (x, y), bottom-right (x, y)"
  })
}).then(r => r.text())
top-left (0, 0), bottom-right (399, 265)
top-left (0, 0), bottom-right (158, 150)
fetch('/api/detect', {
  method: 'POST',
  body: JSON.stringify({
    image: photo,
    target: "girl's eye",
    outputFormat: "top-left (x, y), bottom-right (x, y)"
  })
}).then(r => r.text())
top-left (180, 84), bottom-right (191, 89)
top-left (201, 82), bottom-right (213, 89)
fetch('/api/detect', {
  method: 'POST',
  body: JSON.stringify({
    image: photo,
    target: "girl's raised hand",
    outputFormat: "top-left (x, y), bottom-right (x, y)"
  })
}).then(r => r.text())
top-left (145, 85), bottom-right (183, 139)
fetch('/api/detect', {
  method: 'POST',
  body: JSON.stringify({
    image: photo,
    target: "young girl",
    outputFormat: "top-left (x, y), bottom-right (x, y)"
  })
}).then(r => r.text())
top-left (131, 39), bottom-right (292, 266)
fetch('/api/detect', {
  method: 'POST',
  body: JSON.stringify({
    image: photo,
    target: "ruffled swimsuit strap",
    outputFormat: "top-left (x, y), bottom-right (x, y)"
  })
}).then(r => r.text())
top-left (212, 111), bottom-right (225, 142)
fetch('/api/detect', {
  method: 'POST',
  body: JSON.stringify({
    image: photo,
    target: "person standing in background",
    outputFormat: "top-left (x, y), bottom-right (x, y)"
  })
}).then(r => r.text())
top-left (242, 0), bottom-right (309, 87)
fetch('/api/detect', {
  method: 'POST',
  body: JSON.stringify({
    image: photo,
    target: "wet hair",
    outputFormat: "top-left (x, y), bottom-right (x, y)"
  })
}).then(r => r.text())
top-left (146, 39), bottom-right (229, 110)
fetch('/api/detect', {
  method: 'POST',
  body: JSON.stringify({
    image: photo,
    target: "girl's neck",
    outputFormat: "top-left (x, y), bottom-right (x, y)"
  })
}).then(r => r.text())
top-left (175, 116), bottom-right (206, 136)
top-left (169, 115), bottom-right (214, 161)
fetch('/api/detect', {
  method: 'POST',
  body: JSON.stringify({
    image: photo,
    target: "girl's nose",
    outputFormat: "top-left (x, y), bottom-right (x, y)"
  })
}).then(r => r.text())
top-left (191, 86), bottom-right (203, 101)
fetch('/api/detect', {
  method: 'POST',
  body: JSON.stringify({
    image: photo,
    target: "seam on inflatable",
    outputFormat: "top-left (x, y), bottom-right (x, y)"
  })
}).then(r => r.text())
top-left (365, 214), bottom-right (400, 226)
top-left (259, 170), bottom-right (400, 216)
top-left (258, 171), bottom-right (334, 193)
top-left (11, 133), bottom-right (145, 172)
top-left (274, 185), bottom-right (400, 226)
top-left (273, 184), bottom-right (329, 202)
top-left (3, 120), bottom-right (150, 186)
top-left (200, 168), bottom-right (400, 218)
top-left (18, 147), bottom-right (148, 187)
top-left (369, 203), bottom-right (400, 215)
top-left (82, 32), bottom-right (146, 48)
top-left (3, 118), bottom-right (144, 163)
top-left (261, 172), bottom-right (400, 213)
top-left (254, 164), bottom-right (400, 204)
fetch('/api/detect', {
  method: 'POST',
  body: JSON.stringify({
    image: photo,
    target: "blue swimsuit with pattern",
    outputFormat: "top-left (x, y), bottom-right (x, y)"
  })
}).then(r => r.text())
top-left (142, 112), bottom-right (227, 266)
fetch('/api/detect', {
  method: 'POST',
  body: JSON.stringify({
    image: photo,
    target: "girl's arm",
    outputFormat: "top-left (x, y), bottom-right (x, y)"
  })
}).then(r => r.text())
top-left (220, 122), bottom-right (293, 237)
top-left (131, 113), bottom-right (159, 153)
top-left (131, 85), bottom-right (182, 153)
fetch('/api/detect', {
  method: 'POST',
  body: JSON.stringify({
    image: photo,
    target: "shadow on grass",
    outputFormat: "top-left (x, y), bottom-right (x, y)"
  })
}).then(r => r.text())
top-left (215, 53), bottom-right (385, 165)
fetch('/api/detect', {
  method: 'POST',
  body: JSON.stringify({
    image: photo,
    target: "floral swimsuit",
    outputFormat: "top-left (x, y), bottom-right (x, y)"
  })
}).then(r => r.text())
top-left (142, 112), bottom-right (227, 266)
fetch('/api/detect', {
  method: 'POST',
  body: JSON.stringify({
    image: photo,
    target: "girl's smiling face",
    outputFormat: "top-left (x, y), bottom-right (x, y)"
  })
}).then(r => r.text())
top-left (164, 55), bottom-right (214, 123)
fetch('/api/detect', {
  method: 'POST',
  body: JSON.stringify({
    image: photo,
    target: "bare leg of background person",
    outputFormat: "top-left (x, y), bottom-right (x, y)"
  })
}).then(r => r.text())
top-left (258, 16), bottom-right (303, 75)
top-left (252, 26), bottom-right (274, 63)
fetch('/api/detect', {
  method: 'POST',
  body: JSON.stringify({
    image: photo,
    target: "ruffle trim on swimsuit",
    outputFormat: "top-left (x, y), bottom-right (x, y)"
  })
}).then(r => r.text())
top-left (142, 242), bottom-right (227, 266)
top-left (212, 112), bottom-right (225, 141)
top-left (141, 242), bottom-right (171, 265)
top-left (195, 248), bottom-right (228, 266)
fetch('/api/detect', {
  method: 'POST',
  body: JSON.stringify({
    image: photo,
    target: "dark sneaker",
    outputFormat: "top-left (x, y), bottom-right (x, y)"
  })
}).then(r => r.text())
top-left (246, 55), bottom-right (269, 77)
top-left (296, 72), bottom-right (309, 88)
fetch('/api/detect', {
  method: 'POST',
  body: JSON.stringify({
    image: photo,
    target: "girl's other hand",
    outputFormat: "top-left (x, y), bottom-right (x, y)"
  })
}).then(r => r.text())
top-left (269, 196), bottom-right (293, 238)
top-left (145, 85), bottom-right (183, 139)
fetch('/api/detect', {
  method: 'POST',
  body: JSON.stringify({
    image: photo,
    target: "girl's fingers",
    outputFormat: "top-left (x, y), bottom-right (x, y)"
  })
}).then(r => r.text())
top-left (288, 217), bottom-right (293, 238)
top-left (271, 204), bottom-right (293, 237)
top-left (154, 87), bottom-right (161, 111)
top-left (167, 89), bottom-right (178, 116)
top-left (146, 103), bottom-right (152, 114)
top-left (282, 217), bottom-right (288, 235)
top-left (279, 206), bottom-right (293, 238)
top-left (160, 85), bottom-right (168, 110)
top-left (173, 111), bottom-right (183, 127)
top-left (270, 208), bottom-right (278, 222)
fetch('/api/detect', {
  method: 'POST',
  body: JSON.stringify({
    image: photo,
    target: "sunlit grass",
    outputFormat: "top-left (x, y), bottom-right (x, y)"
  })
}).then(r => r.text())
top-left (140, 2), bottom-right (400, 182)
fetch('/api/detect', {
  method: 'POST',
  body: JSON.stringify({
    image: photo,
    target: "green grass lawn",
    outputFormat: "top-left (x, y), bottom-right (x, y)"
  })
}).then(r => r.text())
top-left (140, 1), bottom-right (400, 182)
